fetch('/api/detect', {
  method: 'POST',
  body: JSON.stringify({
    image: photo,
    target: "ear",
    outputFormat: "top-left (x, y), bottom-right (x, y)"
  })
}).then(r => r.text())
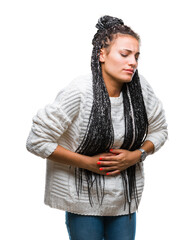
top-left (99, 48), bottom-right (106, 63)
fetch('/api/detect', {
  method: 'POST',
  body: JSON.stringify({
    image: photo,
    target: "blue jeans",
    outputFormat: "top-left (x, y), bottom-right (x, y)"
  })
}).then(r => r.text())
top-left (65, 211), bottom-right (136, 240)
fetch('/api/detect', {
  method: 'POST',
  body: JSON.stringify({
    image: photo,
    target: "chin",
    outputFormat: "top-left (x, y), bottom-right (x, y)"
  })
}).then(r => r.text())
top-left (121, 76), bottom-right (133, 83)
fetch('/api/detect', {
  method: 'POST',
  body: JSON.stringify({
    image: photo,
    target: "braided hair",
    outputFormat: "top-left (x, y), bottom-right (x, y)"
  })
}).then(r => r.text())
top-left (75, 15), bottom-right (148, 215)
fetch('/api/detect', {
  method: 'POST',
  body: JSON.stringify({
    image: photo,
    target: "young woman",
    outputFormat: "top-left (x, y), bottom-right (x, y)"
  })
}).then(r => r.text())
top-left (26, 15), bottom-right (168, 240)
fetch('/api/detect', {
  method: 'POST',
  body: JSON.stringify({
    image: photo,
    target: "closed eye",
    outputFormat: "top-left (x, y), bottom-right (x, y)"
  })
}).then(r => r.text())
top-left (120, 53), bottom-right (128, 57)
top-left (121, 49), bottom-right (140, 61)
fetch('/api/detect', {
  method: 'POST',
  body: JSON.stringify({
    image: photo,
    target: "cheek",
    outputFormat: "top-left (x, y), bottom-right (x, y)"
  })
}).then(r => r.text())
top-left (104, 54), bottom-right (125, 74)
top-left (109, 55), bottom-right (124, 69)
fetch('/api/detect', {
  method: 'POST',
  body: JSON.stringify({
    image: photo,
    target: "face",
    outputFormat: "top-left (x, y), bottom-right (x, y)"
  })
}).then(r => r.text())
top-left (100, 35), bottom-right (140, 85)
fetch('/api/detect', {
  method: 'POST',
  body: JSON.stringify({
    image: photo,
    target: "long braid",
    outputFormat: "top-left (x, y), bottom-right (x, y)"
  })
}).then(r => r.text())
top-left (75, 15), bottom-right (148, 214)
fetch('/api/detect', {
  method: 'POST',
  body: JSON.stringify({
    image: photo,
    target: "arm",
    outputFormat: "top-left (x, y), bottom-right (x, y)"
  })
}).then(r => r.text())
top-left (48, 145), bottom-right (115, 175)
top-left (97, 77), bottom-right (168, 176)
top-left (138, 140), bottom-right (154, 155)
top-left (48, 145), bottom-right (90, 168)
top-left (142, 76), bottom-right (168, 153)
top-left (26, 82), bottom-right (113, 175)
top-left (26, 82), bottom-right (81, 159)
top-left (26, 114), bottom-right (115, 175)
top-left (95, 140), bottom-right (154, 176)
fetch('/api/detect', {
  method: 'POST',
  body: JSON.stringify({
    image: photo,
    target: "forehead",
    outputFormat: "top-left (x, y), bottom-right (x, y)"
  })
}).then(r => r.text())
top-left (110, 35), bottom-right (139, 52)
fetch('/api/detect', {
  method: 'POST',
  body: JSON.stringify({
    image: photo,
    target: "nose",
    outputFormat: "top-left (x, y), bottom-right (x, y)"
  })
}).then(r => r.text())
top-left (128, 55), bottom-right (138, 68)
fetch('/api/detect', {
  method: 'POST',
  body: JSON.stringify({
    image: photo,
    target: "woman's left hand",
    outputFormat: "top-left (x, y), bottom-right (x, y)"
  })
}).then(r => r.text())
top-left (98, 149), bottom-right (141, 176)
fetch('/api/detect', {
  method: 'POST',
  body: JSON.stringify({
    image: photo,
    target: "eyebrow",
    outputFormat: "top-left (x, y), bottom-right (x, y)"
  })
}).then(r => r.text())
top-left (122, 49), bottom-right (140, 55)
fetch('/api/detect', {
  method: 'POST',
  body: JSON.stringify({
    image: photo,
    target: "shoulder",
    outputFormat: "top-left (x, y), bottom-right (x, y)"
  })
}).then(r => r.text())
top-left (139, 74), bottom-right (157, 100)
top-left (138, 73), bottom-right (160, 113)
top-left (54, 73), bottom-right (93, 104)
top-left (139, 74), bottom-right (152, 93)
top-left (71, 73), bottom-right (93, 93)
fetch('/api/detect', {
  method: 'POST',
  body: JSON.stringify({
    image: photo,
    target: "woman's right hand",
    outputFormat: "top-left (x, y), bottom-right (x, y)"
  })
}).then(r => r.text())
top-left (48, 145), bottom-right (120, 176)
top-left (85, 152), bottom-right (117, 176)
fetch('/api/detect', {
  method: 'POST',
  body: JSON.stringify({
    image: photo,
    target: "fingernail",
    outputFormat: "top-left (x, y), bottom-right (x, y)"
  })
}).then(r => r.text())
top-left (99, 157), bottom-right (102, 160)
top-left (97, 162), bottom-right (101, 165)
top-left (99, 168), bottom-right (103, 171)
top-left (110, 149), bottom-right (113, 152)
top-left (106, 173), bottom-right (109, 175)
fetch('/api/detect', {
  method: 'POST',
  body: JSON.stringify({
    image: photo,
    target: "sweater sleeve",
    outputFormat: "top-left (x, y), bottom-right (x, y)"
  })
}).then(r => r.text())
top-left (26, 81), bottom-right (81, 159)
top-left (140, 75), bottom-right (168, 153)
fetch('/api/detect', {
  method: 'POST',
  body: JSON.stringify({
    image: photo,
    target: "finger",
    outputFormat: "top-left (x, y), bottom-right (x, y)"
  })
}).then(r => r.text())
top-left (97, 161), bottom-right (118, 167)
top-left (106, 170), bottom-right (120, 176)
top-left (102, 152), bottom-right (115, 157)
top-left (99, 166), bottom-right (117, 172)
top-left (109, 148), bottom-right (123, 154)
top-left (99, 156), bottom-right (117, 161)
top-left (99, 153), bottom-right (115, 158)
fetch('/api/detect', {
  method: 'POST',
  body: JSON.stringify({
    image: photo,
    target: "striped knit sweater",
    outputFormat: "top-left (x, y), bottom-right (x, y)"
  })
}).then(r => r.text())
top-left (26, 73), bottom-right (168, 216)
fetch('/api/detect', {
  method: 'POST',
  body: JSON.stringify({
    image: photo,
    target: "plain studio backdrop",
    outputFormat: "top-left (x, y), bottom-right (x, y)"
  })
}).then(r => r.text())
top-left (0, 0), bottom-right (193, 239)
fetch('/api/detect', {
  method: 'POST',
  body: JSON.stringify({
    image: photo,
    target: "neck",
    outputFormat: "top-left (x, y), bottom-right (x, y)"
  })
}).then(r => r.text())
top-left (101, 71), bottom-right (123, 97)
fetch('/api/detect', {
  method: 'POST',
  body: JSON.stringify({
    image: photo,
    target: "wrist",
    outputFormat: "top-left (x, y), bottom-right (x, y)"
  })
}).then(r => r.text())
top-left (134, 150), bottom-right (142, 163)
top-left (137, 148), bottom-right (148, 162)
top-left (79, 155), bottom-right (92, 170)
top-left (127, 150), bottom-right (141, 166)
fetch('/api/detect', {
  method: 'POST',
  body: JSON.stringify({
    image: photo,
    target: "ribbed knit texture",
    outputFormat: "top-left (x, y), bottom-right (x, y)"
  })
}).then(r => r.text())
top-left (26, 73), bottom-right (168, 216)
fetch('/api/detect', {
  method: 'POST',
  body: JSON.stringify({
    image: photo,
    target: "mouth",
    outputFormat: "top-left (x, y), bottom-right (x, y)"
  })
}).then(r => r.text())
top-left (123, 69), bottom-right (134, 74)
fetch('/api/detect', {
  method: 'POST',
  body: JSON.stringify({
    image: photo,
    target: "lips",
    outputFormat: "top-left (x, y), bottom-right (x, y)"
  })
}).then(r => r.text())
top-left (123, 69), bottom-right (134, 74)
